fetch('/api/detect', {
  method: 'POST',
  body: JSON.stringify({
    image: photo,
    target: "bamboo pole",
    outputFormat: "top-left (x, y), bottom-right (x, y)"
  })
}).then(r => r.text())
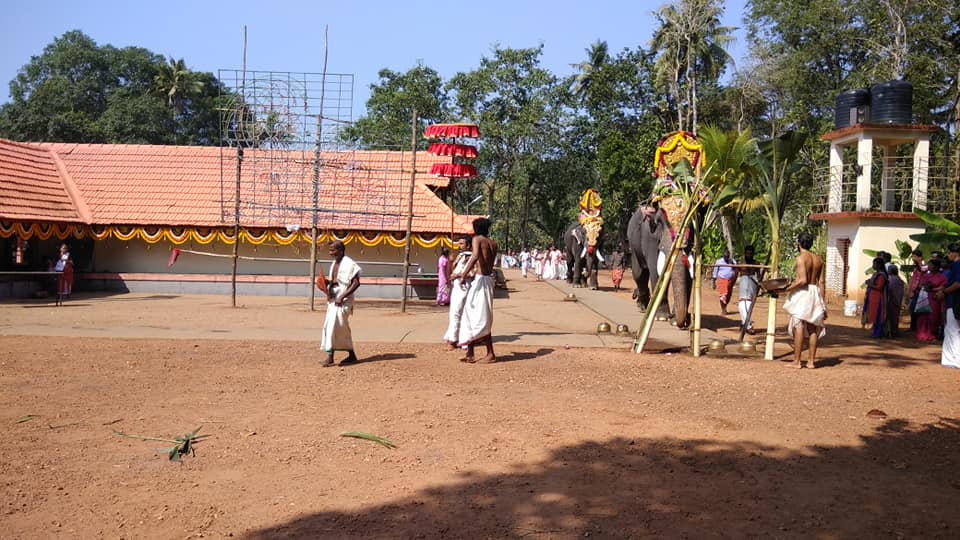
top-left (230, 26), bottom-right (247, 309)
top-left (400, 108), bottom-right (419, 313)
top-left (691, 230), bottom-right (703, 357)
top-left (634, 204), bottom-right (700, 353)
top-left (309, 26), bottom-right (329, 312)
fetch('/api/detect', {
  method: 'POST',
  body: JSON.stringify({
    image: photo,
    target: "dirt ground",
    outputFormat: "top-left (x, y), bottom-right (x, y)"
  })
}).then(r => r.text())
top-left (1, 270), bottom-right (959, 539)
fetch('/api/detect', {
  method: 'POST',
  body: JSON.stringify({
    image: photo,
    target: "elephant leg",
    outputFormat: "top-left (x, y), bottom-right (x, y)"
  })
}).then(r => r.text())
top-left (588, 256), bottom-right (599, 290)
top-left (630, 255), bottom-right (649, 308)
top-left (671, 255), bottom-right (693, 329)
top-left (649, 255), bottom-right (672, 319)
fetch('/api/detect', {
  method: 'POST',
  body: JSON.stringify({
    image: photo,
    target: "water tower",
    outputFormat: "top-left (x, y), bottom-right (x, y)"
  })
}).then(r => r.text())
top-left (810, 81), bottom-right (939, 303)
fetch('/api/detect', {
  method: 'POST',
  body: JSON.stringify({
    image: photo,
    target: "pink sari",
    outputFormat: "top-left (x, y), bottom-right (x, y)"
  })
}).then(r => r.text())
top-left (436, 255), bottom-right (451, 306)
top-left (915, 271), bottom-right (946, 341)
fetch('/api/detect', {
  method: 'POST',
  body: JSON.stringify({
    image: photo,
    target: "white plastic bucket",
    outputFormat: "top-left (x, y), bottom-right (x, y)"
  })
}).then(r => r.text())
top-left (843, 300), bottom-right (858, 317)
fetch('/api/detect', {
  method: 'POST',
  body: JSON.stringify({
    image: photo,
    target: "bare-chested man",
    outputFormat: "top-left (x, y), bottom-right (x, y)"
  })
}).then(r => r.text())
top-left (452, 217), bottom-right (498, 364)
top-left (783, 232), bottom-right (827, 369)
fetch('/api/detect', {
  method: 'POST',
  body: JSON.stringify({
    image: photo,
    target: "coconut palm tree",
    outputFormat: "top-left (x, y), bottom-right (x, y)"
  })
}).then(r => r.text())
top-left (570, 40), bottom-right (609, 98)
top-left (650, 0), bottom-right (734, 133)
top-left (153, 57), bottom-right (203, 115)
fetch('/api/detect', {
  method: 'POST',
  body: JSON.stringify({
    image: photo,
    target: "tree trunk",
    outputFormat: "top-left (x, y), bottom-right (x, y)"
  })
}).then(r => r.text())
top-left (720, 213), bottom-right (736, 256)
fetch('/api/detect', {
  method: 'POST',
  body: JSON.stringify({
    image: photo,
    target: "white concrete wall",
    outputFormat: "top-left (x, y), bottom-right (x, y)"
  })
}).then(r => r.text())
top-left (91, 237), bottom-right (447, 278)
top-left (824, 217), bottom-right (924, 302)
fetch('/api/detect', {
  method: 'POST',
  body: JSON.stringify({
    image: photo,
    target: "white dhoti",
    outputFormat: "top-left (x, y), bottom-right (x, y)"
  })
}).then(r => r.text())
top-left (783, 284), bottom-right (827, 338)
top-left (321, 301), bottom-right (354, 352)
top-left (942, 308), bottom-right (959, 369)
top-left (443, 278), bottom-right (469, 344)
top-left (458, 275), bottom-right (494, 346)
top-left (320, 256), bottom-right (361, 353)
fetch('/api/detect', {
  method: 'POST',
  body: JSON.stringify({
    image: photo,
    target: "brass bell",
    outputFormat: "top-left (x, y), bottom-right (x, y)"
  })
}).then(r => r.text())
top-left (616, 324), bottom-right (630, 335)
top-left (564, 292), bottom-right (578, 302)
top-left (709, 339), bottom-right (726, 351)
top-left (597, 322), bottom-right (612, 334)
top-left (739, 340), bottom-right (756, 353)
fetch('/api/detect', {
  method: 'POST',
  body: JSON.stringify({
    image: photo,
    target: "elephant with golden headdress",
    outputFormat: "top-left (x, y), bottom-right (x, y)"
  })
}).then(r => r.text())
top-left (565, 188), bottom-right (604, 289)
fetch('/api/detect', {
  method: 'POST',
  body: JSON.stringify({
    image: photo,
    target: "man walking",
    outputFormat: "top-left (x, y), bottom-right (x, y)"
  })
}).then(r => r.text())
top-left (454, 218), bottom-right (498, 364)
top-left (519, 247), bottom-right (530, 278)
top-left (443, 237), bottom-right (472, 350)
top-left (737, 245), bottom-right (760, 334)
top-left (712, 249), bottom-right (737, 314)
top-left (320, 241), bottom-right (361, 367)
top-left (783, 233), bottom-right (827, 369)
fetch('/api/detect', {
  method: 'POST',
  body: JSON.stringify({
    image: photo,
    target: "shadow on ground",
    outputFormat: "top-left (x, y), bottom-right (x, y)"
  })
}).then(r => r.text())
top-left (244, 418), bottom-right (960, 539)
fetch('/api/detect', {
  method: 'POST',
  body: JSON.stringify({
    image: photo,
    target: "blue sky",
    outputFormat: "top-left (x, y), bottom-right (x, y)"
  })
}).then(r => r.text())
top-left (1, 0), bottom-right (750, 118)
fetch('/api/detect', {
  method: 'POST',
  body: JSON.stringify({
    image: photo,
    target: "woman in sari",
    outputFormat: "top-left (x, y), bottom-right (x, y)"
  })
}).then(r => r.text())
top-left (436, 248), bottom-right (452, 306)
top-left (915, 259), bottom-right (947, 341)
top-left (862, 257), bottom-right (888, 338)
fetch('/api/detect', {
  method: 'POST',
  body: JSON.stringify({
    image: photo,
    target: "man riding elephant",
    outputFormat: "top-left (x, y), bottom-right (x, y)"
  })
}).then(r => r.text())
top-left (565, 188), bottom-right (604, 289)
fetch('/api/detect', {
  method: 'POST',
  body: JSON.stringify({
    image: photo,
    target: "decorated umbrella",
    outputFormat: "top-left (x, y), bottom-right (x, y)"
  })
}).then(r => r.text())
top-left (427, 143), bottom-right (478, 158)
top-left (429, 163), bottom-right (478, 178)
top-left (424, 123), bottom-right (480, 139)
top-left (424, 123), bottom-right (482, 243)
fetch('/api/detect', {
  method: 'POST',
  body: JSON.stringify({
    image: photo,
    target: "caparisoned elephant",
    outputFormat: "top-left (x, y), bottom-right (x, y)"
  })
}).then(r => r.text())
top-left (564, 222), bottom-right (603, 289)
top-left (626, 205), bottom-right (693, 326)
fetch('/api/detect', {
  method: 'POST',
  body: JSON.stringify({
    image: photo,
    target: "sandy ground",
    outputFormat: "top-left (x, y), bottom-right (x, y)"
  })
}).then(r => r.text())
top-left (1, 270), bottom-right (958, 539)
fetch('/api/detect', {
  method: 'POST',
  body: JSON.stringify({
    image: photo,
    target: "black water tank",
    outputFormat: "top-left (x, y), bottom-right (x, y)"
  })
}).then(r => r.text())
top-left (869, 80), bottom-right (913, 124)
top-left (835, 89), bottom-right (870, 129)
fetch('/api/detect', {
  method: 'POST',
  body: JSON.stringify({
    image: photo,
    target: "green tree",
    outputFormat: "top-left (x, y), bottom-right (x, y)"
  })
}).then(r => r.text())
top-left (447, 46), bottom-right (559, 249)
top-left (0, 30), bottom-right (225, 145)
top-left (340, 63), bottom-right (448, 150)
top-left (153, 57), bottom-right (204, 114)
top-left (650, 0), bottom-right (735, 133)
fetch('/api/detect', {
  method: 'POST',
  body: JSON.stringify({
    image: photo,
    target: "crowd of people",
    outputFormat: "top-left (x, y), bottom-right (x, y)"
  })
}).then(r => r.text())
top-left (318, 224), bottom-right (959, 371)
top-left (861, 244), bottom-right (960, 368)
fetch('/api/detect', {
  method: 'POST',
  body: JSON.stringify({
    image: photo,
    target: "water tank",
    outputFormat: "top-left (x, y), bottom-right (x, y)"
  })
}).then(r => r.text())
top-left (834, 89), bottom-right (870, 129)
top-left (869, 80), bottom-right (912, 124)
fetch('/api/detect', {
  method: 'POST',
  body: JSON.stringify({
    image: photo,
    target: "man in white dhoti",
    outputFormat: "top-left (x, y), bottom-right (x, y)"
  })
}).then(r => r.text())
top-left (783, 232), bottom-right (827, 369)
top-left (443, 237), bottom-right (472, 350)
top-left (938, 244), bottom-right (960, 369)
top-left (453, 218), bottom-right (497, 364)
top-left (320, 241), bottom-right (361, 367)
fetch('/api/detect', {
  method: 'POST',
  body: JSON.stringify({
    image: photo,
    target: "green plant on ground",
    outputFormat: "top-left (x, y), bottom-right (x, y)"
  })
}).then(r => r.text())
top-left (115, 426), bottom-right (210, 461)
top-left (341, 431), bottom-right (397, 449)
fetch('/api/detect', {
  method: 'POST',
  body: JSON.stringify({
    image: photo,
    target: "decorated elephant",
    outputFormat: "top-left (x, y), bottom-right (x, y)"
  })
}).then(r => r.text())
top-left (565, 188), bottom-right (604, 289)
top-left (564, 222), bottom-right (603, 289)
top-left (626, 201), bottom-right (693, 327)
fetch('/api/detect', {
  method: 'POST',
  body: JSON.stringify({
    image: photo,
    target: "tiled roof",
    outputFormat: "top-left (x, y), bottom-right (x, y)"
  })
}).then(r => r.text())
top-left (0, 139), bottom-right (82, 223)
top-left (0, 140), bottom-right (473, 235)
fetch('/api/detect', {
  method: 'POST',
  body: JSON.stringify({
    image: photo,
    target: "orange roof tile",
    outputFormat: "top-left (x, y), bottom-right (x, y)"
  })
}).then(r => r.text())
top-left (0, 140), bottom-right (474, 235)
top-left (0, 139), bottom-right (81, 223)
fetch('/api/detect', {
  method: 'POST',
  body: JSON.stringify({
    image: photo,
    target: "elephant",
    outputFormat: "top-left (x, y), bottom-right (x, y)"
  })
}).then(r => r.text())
top-left (626, 204), bottom-right (693, 327)
top-left (564, 221), bottom-right (603, 289)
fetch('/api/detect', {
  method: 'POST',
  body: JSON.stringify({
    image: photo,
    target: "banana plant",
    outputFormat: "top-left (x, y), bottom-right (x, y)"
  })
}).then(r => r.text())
top-left (752, 131), bottom-right (808, 359)
top-left (909, 208), bottom-right (960, 248)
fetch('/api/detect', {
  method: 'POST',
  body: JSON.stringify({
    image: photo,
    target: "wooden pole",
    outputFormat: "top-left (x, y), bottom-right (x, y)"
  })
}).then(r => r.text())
top-left (230, 25), bottom-right (247, 308)
top-left (309, 25), bottom-right (329, 312)
top-left (400, 108), bottom-right (419, 313)
top-left (691, 226), bottom-right (703, 357)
